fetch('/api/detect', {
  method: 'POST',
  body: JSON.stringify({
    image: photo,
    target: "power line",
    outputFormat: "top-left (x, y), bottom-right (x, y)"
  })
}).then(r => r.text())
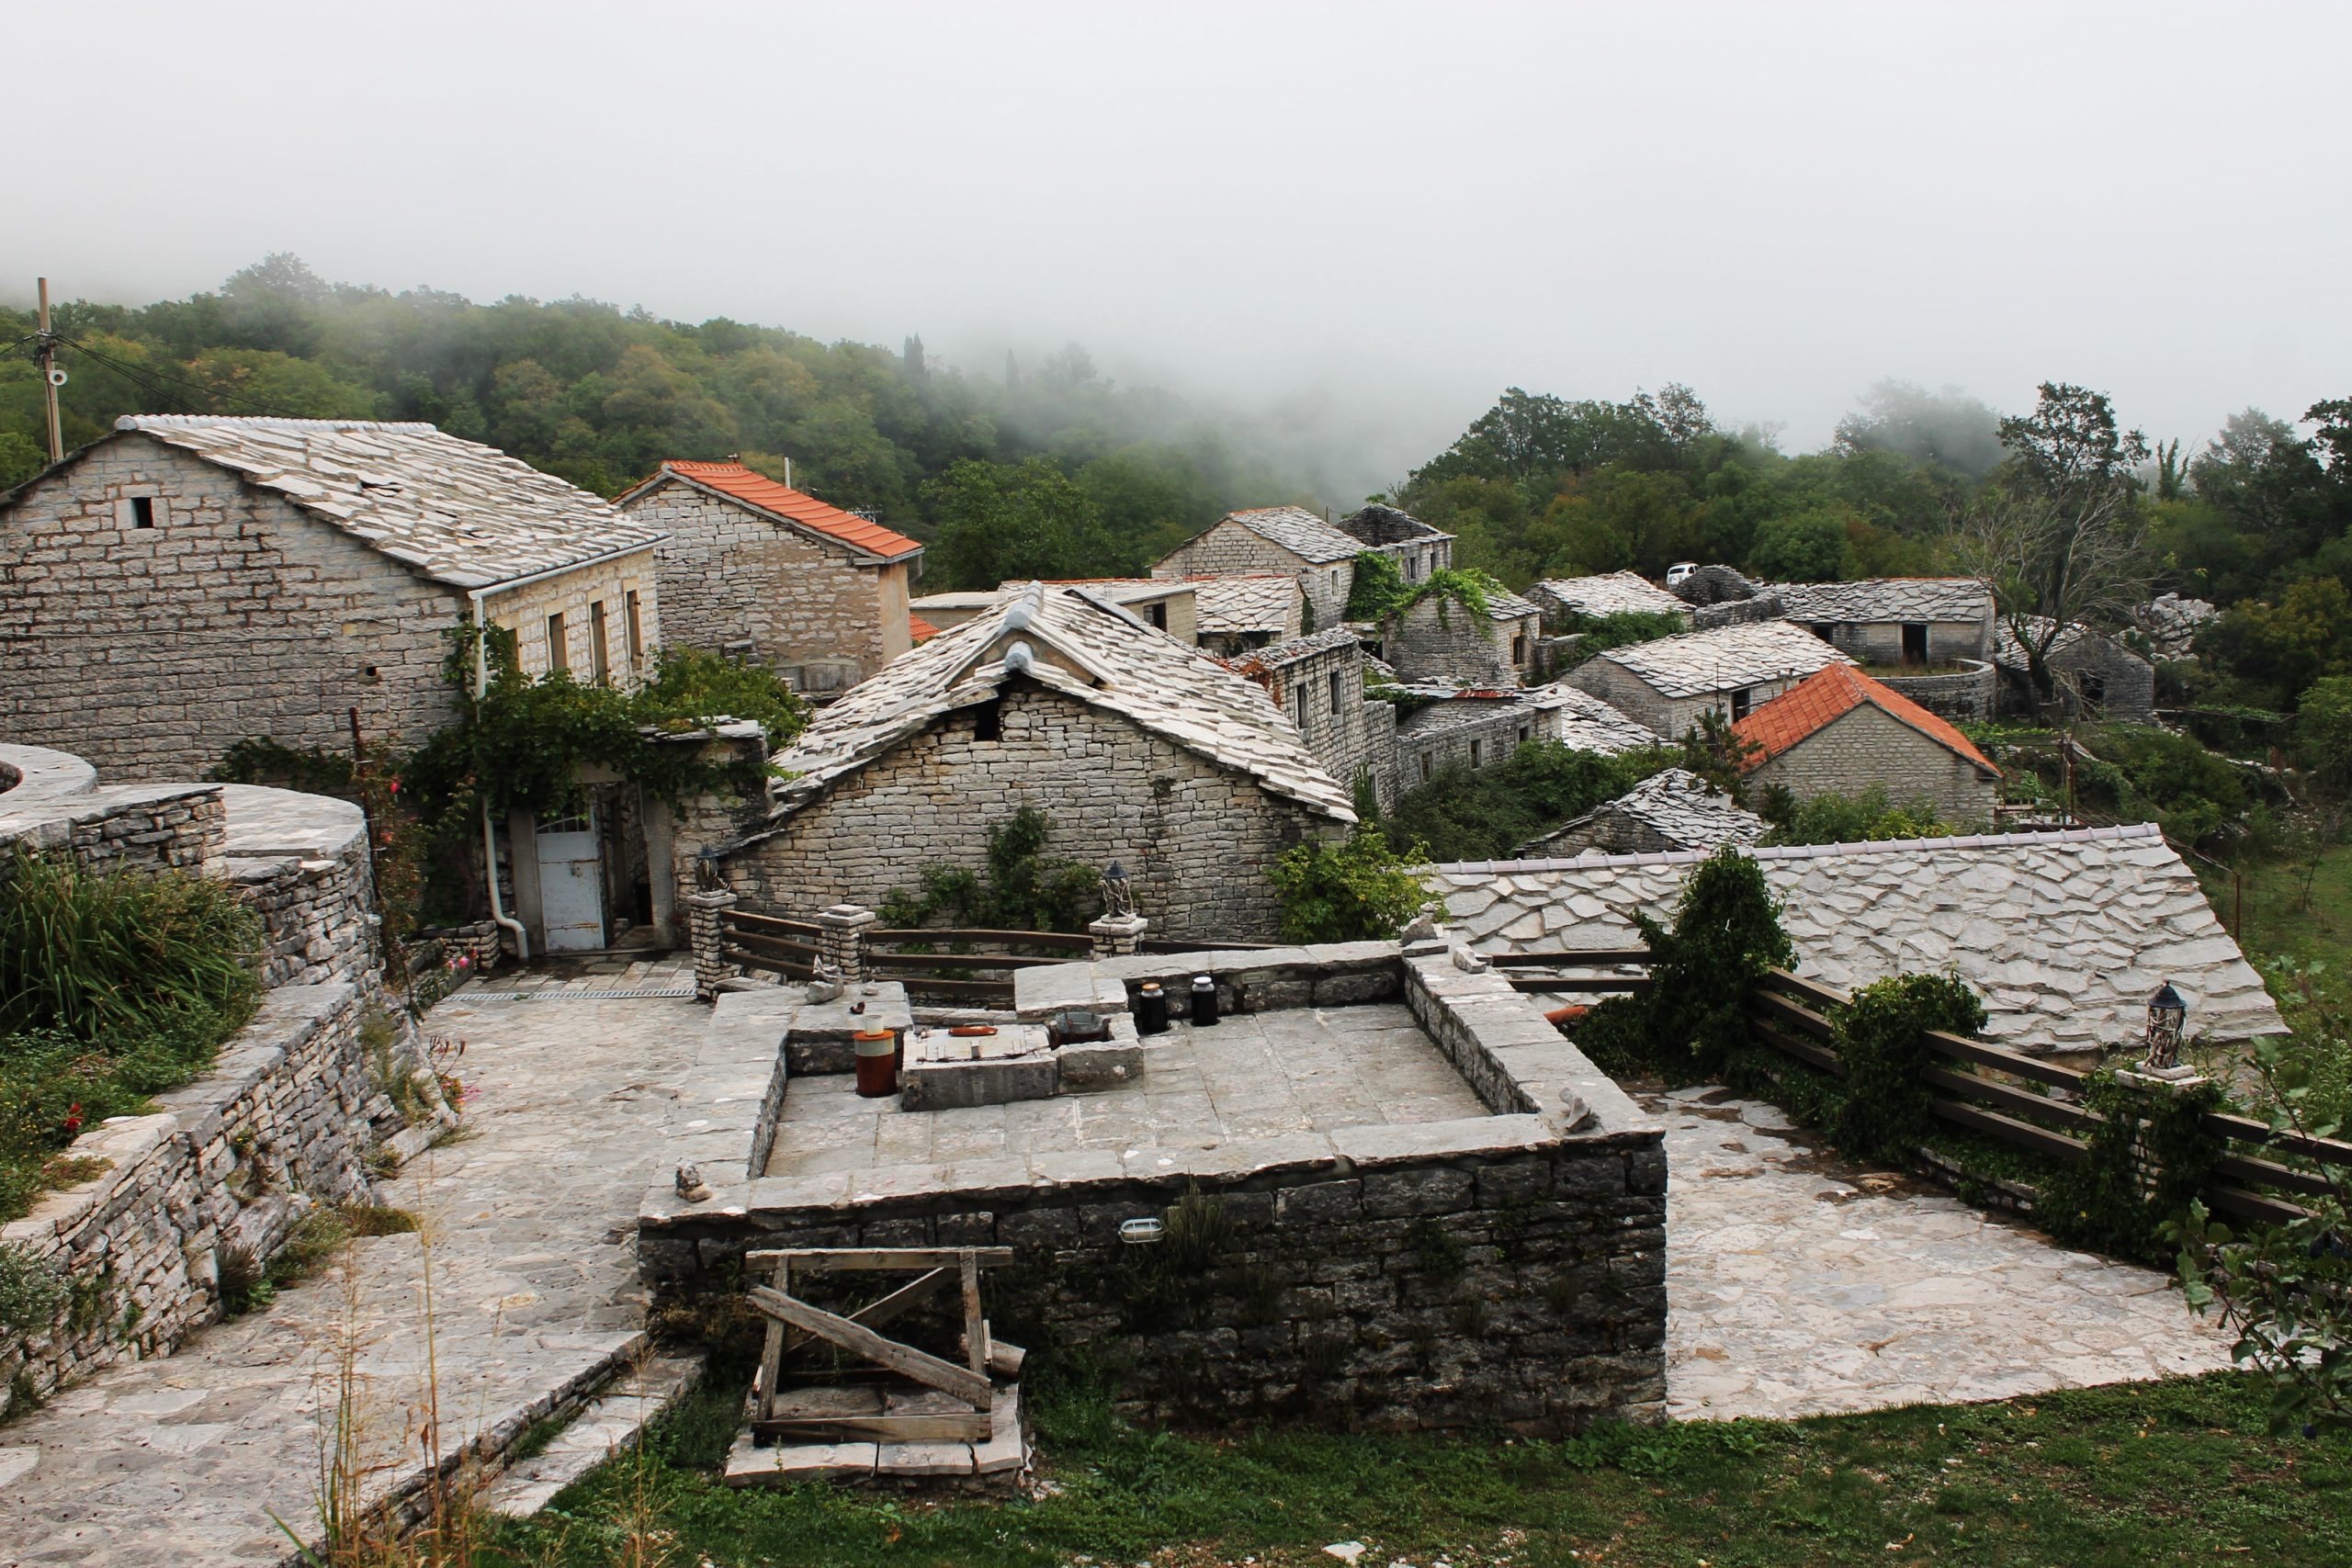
top-left (58, 333), bottom-right (304, 419)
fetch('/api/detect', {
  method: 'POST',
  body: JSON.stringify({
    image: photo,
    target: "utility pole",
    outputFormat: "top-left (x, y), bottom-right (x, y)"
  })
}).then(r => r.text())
top-left (36, 276), bottom-right (63, 462)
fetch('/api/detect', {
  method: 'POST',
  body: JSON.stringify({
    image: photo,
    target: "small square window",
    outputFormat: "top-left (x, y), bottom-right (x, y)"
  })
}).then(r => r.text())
top-left (130, 496), bottom-right (156, 528)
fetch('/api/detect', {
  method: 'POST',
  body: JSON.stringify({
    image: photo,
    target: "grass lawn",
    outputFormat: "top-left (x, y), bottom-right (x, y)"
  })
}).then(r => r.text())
top-left (2206, 837), bottom-right (2352, 984)
top-left (483, 1371), bottom-right (2352, 1567)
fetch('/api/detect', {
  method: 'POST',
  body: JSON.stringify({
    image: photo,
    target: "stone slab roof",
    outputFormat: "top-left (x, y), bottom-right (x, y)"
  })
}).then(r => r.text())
top-left (1433, 823), bottom-right (2284, 1054)
top-left (1336, 503), bottom-right (1453, 547)
top-left (1532, 572), bottom-right (1692, 621)
top-left (111, 416), bottom-right (664, 591)
top-left (1190, 574), bottom-right (1302, 635)
top-left (1736, 663), bottom-right (1998, 778)
top-left (1219, 505), bottom-right (1364, 564)
top-left (1230, 626), bottom-right (1363, 672)
top-left (749, 582), bottom-right (1355, 838)
top-left (622, 460), bottom-right (922, 561)
top-left (1995, 615), bottom-right (2152, 673)
top-left (1765, 578), bottom-right (1991, 624)
top-left (1535, 767), bottom-right (1767, 855)
top-left (1523, 684), bottom-right (1665, 752)
top-left (1484, 586), bottom-right (1544, 624)
top-left (1585, 618), bottom-right (1850, 698)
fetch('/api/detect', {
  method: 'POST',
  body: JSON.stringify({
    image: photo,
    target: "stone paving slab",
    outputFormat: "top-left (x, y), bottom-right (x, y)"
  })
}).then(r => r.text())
top-left (0, 990), bottom-right (706, 1568)
top-left (1656, 1087), bottom-right (2233, 1421)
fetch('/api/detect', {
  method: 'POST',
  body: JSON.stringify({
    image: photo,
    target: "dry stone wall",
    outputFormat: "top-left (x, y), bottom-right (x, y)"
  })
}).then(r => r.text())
top-left (0, 982), bottom-right (396, 1418)
top-left (480, 549), bottom-right (662, 687)
top-left (617, 481), bottom-right (904, 685)
top-left (1875, 661), bottom-right (1996, 721)
top-left (1382, 596), bottom-right (1526, 686)
top-left (713, 684), bottom-right (1336, 942)
top-left (1748, 705), bottom-right (1999, 822)
top-left (1565, 659), bottom-right (1809, 744)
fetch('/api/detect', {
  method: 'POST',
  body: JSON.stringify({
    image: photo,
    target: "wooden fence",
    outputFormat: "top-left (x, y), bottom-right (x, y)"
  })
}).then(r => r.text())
top-left (864, 927), bottom-right (1095, 1007)
top-left (721, 908), bottom-right (822, 981)
top-left (1498, 950), bottom-right (2352, 1227)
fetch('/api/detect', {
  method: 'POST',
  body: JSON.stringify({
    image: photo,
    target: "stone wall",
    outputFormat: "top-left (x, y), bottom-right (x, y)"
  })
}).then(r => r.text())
top-left (1747, 703), bottom-right (2000, 822)
top-left (711, 683), bottom-right (1340, 942)
top-left (1390, 700), bottom-right (1535, 797)
top-left (617, 480), bottom-right (909, 685)
top-left (1998, 635), bottom-right (2156, 723)
top-left (480, 548), bottom-right (663, 688)
top-left (220, 784), bottom-right (379, 987)
top-left (0, 983), bottom-right (396, 1418)
top-left (1806, 617), bottom-right (1991, 666)
top-left (0, 781), bottom-right (225, 886)
top-left (1153, 521), bottom-right (1350, 627)
top-left (1874, 660), bottom-right (1996, 721)
top-left (0, 436), bottom-right (470, 781)
top-left (1564, 659), bottom-right (1809, 744)
top-left (1382, 595), bottom-right (1528, 687)
top-left (1254, 642), bottom-right (1375, 803)
top-left (1689, 594), bottom-right (1783, 631)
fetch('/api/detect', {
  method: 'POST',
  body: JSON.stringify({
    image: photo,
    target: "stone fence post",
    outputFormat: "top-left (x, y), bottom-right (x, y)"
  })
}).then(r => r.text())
top-left (1089, 912), bottom-right (1148, 958)
top-left (818, 904), bottom-right (877, 982)
top-left (687, 888), bottom-right (738, 1001)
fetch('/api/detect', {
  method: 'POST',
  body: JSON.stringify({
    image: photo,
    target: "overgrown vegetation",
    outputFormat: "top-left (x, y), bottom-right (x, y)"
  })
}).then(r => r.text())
top-left (1385, 739), bottom-right (1679, 862)
top-left (1549, 606), bottom-right (1688, 666)
top-left (1758, 783), bottom-right (1965, 846)
top-left (1267, 823), bottom-right (1431, 943)
top-left (879, 807), bottom-right (1101, 935)
top-left (0, 853), bottom-right (265, 1219)
top-left (478, 1370), bottom-right (2352, 1567)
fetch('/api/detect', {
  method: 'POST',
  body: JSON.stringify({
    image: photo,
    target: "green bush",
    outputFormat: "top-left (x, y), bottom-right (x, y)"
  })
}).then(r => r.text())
top-left (1583, 848), bottom-right (1793, 1081)
top-left (1760, 784), bottom-right (1965, 845)
top-left (1268, 824), bottom-right (1431, 943)
top-left (880, 807), bottom-right (1101, 936)
top-left (1553, 609), bottom-right (1688, 666)
top-left (1824, 972), bottom-right (1985, 1165)
top-left (1386, 740), bottom-right (1678, 863)
top-left (1342, 549), bottom-right (1408, 620)
top-left (0, 1242), bottom-right (67, 1335)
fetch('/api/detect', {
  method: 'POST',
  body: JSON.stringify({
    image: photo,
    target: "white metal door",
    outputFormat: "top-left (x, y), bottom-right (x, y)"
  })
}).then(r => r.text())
top-left (535, 807), bottom-right (605, 953)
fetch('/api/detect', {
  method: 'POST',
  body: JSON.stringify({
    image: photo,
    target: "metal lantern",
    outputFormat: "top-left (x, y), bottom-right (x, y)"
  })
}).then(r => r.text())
top-left (1102, 860), bottom-right (1135, 919)
top-left (2142, 981), bottom-right (2188, 1073)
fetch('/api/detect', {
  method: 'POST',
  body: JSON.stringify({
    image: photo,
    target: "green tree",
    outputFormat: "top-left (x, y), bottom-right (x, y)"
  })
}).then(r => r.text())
top-left (1267, 824), bottom-right (1431, 942)
top-left (2299, 675), bottom-right (2352, 792)
top-left (925, 457), bottom-right (1113, 588)
top-left (1747, 508), bottom-right (1859, 581)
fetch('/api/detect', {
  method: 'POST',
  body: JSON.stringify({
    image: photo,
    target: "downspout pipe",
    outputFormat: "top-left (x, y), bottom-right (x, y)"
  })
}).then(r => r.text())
top-left (468, 585), bottom-right (530, 963)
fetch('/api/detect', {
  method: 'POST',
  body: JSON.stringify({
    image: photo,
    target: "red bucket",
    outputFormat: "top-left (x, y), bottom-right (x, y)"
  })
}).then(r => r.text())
top-left (854, 1028), bottom-right (899, 1099)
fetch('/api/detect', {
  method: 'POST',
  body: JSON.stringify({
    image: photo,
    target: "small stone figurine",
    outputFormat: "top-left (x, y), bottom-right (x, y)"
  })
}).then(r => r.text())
top-left (805, 957), bottom-right (844, 1004)
top-left (674, 1161), bottom-right (712, 1203)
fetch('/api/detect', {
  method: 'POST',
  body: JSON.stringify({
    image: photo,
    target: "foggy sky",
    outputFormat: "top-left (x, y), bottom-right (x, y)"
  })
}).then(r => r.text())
top-left (6, 0), bottom-right (2346, 499)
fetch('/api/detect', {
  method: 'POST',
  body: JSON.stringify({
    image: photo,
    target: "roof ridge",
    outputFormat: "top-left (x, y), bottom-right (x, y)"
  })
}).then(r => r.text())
top-left (1435, 819), bottom-right (2158, 874)
top-left (119, 414), bottom-right (437, 432)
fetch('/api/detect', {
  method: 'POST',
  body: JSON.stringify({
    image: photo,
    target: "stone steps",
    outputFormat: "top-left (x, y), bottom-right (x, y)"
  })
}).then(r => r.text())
top-left (481, 1351), bottom-right (707, 1517)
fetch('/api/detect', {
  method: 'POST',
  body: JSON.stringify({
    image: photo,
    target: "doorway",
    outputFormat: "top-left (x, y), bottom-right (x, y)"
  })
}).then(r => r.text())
top-left (534, 805), bottom-right (606, 952)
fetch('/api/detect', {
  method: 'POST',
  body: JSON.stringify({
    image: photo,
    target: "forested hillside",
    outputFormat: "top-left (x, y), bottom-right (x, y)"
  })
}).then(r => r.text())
top-left (0, 255), bottom-right (1311, 586)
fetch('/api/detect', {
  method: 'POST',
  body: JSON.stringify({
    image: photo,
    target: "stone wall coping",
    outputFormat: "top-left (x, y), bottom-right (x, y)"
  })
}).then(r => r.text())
top-left (0, 743), bottom-right (97, 807)
top-left (0, 780), bottom-right (220, 844)
top-left (217, 783), bottom-right (368, 859)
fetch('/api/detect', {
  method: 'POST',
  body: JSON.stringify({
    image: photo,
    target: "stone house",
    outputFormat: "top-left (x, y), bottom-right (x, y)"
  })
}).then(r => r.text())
top-left (616, 459), bottom-right (922, 697)
top-left (1150, 503), bottom-right (1453, 629)
top-left (1563, 619), bottom-right (1849, 740)
top-left (1188, 574), bottom-right (1306, 655)
top-left (706, 582), bottom-right (1356, 942)
top-left (1333, 502), bottom-right (1454, 584)
top-left (1228, 627), bottom-right (1377, 804)
top-left (1384, 682), bottom-right (1657, 798)
top-left (1995, 617), bottom-right (2156, 722)
top-left (1733, 662), bottom-right (2002, 823)
top-left (0, 414), bottom-right (665, 784)
top-left (913, 578), bottom-right (1198, 645)
top-left (1766, 578), bottom-right (1994, 667)
top-left (1527, 571), bottom-right (1693, 629)
top-left (1378, 584), bottom-right (1544, 686)
top-left (1438, 821), bottom-right (2285, 1055)
top-left (1520, 767), bottom-right (1766, 858)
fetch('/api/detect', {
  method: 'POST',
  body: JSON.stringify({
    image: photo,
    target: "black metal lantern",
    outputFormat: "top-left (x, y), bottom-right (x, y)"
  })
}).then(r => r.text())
top-left (2143, 981), bottom-right (2188, 1072)
top-left (1101, 860), bottom-right (1135, 919)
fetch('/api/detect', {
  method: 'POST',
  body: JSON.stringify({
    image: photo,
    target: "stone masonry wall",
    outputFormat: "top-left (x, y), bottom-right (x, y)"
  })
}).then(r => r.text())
top-left (0, 983), bottom-right (390, 1418)
top-left (618, 481), bottom-right (907, 684)
top-left (228, 841), bottom-right (377, 987)
top-left (1261, 643), bottom-right (1375, 802)
top-left (0, 783), bottom-right (226, 890)
top-left (0, 435), bottom-right (471, 781)
top-left (1390, 700), bottom-right (1540, 798)
top-left (714, 683), bottom-right (1340, 942)
top-left (1154, 521), bottom-right (1351, 628)
top-left (481, 549), bottom-right (662, 688)
top-left (1565, 659), bottom-right (1809, 744)
top-left (1875, 660), bottom-right (1996, 721)
top-left (1747, 704), bottom-right (2000, 823)
top-left (1810, 616), bottom-right (1991, 666)
top-left (1382, 596), bottom-right (1526, 687)
top-left (1999, 636), bottom-right (2156, 723)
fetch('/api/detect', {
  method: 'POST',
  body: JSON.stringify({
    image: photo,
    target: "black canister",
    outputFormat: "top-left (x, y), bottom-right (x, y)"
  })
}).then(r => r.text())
top-left (1190, 974), bottom-right (1219, 1026)
top-left (1136, 981), bottom-right (1170, 1035)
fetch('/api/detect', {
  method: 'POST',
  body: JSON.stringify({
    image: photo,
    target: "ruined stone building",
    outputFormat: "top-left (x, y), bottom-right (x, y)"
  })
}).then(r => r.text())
top-left (1733, 662), bottom-right (2002, 823)
top-left (0, 414), bottom-right (665, 783)
top-left (1385, 682), bottom-right (1657, 797)
top-left (1563, 618), bottom-right (1849, 740)
top-left (706, 582), bottom-right (1356, 942)
top-left (1378, 582), bottom-right (1544, 686)
top-left (1228, 626), bottom-right (1377, 804)
top-left (1995, 617), bottom-right (2156, 722)
top-left (1521, 767), bottom-right (1767, 858)
top-left (1527, 570), bottom-right (1693, 628)
top-left (1150, 503), bottom-right (1453, 630)
top-left (616, 459), bottom-right (922, 697)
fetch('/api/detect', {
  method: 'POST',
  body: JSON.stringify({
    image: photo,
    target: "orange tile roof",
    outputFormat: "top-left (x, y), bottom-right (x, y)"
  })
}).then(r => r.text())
top-left (650, 460), bottom-right (923, 561)
top-left (1734, 662), bottom-right (1998, 777)
top-left (908, 612), bottom-right (941, 643)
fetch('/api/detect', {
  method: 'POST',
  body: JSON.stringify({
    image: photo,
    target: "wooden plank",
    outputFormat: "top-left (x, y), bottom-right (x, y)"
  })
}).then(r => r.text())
top-left (1921, 1066), bottom-right (2100, 1133)
top-left (2202, 1182), bottom-right (2312, 1226)
top-left (1929, 1099), bottom-right (2089, 1164)
top-left (747, 1286), bottom-right (994, 1410)
top-left (756, 1384), bottom-right (884, 1419)
top-left (1760, 968), bottom-right (1849, 1010)
top-left (1487, 949), bottom-right (1654, 968)
top-left (865, 952), bottom-right (1069, 973)
top-left (748, 1247), bottom-right (1015, 1271)
top-left (723, 929), bottom-right (825, 963)
top-left (961, 1255), bottom-right (987, 1380)
top-left (1748, 987), bottom-right (1836, 1040)
top-left (753, 1254), bottom-right (790, 1422)
top-left (724, 946), bottom-right (815, 979)
top-left (1747, 1016), bottom-right (1844, 1076)
top-left (753, 1412), bottom-right (993, 1442)
top-left (1137, 938), bottom-right (1280, 953)
top-left (784, 1268), bottom-right (950, 1356)
top-left (869, 928), bottom-right (1095, 951)
top-left (1919, 1029), bottom-right (2084, 1090)
top-left (727, 908), bottom-right (824, 938)
top-left (2204, 1111), bottom-right (2352, 1170)
top-left (964, 1335), bottom-right (1025, 1378)
top-left (2210, 1152), bottom-right (2342, 1200)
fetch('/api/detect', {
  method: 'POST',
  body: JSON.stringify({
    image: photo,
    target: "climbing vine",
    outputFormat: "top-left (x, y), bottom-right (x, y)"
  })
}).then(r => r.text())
top-left (878, 807), bottom-right (1101, 936)
top-left (2042, 1069), bottom-right (2224, 1262)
